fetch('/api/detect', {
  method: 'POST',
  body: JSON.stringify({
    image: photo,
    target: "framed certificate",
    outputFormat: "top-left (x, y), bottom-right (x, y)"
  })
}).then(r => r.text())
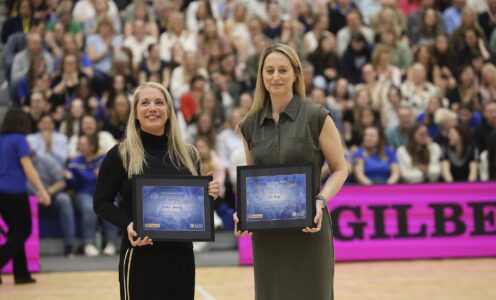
top-left (133, 175), bottom-right (214, 241)
top-left (236, 164), bottom-right (315, 231)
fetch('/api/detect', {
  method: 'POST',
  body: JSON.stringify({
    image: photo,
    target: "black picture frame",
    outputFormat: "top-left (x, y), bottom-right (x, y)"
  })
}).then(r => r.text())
top-left (133, 175), bottom-right (214, 242)
top-left (236, 164), bottom-right (315, 231)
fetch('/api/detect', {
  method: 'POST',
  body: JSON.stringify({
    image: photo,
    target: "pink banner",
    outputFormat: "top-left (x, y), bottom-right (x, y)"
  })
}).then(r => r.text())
top-left (1, 196), bottom-right (40, 273)
top-left (239, 182), bottom-right (496, 265)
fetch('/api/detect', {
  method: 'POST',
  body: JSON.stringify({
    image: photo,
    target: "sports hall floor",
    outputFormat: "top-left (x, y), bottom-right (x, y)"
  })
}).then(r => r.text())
top-left (1, 256), bottom-right (494, 300)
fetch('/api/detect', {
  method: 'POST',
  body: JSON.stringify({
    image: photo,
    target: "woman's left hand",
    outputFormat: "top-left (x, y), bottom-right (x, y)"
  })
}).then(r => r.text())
top-left (208, 179), bottom-right (219, 200)
top-left (303, 201), bottom-right (325, 234)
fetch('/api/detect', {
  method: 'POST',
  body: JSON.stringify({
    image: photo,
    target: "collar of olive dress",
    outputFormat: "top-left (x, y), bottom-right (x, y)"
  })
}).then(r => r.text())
top-left (140, 130), bottom-right (168, 148)
top-left (259, 95), bottom-right (302, 127)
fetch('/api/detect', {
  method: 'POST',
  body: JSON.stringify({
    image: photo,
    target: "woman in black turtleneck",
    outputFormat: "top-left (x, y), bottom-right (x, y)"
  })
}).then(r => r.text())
top-left (93, 82), bottom-right (219, 300)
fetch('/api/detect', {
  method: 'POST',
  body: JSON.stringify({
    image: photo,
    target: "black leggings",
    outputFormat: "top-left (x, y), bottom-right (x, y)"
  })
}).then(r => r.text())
top-left (0, 192), bottom-right (32, 279)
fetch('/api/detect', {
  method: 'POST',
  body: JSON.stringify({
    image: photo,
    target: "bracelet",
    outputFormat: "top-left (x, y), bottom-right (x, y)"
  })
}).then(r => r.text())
top-left (315, 195), bottom-right (327, 207)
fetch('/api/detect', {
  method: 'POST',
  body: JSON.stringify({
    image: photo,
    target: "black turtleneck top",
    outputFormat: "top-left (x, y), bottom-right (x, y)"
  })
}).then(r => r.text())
top-left (93, 130), bottom-right (199, 249)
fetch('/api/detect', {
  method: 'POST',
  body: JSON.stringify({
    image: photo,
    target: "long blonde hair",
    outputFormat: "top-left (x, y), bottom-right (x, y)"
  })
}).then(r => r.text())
top-left (243, 43), bottom-right (306, 118)
top-left (119, 82), bottom-right (198, 178)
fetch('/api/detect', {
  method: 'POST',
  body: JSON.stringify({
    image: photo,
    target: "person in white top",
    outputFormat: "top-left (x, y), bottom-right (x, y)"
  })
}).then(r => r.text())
top-left (73, 0), bottom-right (119, 27)
top-left (397, 124), bottom-right (442, 183)
top-left (123, 19), bottom-right (157, 66)
top-left (68, 115), bottom-right (116, 159)
top-left (159, 11), bottom-right (197, 62)
top-left (337, 10), bottom-right (375, 57)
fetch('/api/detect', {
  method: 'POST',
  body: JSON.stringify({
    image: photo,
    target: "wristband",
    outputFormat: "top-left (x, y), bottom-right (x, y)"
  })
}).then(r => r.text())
top-left (315, 194), bottom-right (327, 208)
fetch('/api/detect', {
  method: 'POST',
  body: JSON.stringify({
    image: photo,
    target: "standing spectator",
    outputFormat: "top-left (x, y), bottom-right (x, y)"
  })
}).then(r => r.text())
top-left (386, 105), bottom-right (415, 149)
top-left (65, 134), bottom-right (118, 256)
top-left (0, 107), bottom-right (50, 285)
top-left (441, 125), bottom-right (479, 182)
top-left (397, 124), bottom-right (442, 183)
top-left (353, 126), bottom-right (400, 185)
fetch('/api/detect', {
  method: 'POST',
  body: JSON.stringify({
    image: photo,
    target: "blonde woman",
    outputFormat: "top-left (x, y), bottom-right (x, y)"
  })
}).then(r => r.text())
top-left (234, 43), bottom-right (348, 299)
top-left (93, 82), bottom-right (219, 300)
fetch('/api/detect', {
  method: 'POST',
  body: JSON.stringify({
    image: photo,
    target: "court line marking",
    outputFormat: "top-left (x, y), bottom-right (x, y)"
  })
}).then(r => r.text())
top-left (196, 285), bottom-right (216, 300)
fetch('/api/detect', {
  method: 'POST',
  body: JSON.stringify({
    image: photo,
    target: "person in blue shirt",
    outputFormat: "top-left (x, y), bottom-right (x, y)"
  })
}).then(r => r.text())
top-left (65, 134), bottom-right (117, 257)
top-left (0, 107), bottom-right (50, 285)
top-left (353, 126), bottom-right (400, 185)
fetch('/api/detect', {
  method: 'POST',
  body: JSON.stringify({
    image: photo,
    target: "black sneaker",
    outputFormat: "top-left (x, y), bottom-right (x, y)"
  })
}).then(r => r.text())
top-left (15, 277), bottom-right (36, 285)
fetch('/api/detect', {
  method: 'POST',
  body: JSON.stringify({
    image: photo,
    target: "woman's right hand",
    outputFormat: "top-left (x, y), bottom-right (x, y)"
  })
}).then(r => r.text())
top-left (38, 189), bottom-right (51, 207)
top-left (233, 212), bottom-right (252, 237)
top-left (127, 222), bottom-right (153, 247)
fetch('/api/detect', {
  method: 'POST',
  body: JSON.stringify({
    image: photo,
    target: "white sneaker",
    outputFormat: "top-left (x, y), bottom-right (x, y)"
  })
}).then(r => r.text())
top-left (102, 243), bottom-right (116, 256)
top-left (84, 244), bottom-right (100, 257)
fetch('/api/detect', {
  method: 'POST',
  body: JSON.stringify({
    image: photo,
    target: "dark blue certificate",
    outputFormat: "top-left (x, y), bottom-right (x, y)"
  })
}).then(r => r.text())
top-left (133, 175), bottom-right (214, 241)
top-left (237, 164), bottom-right (315, 231)
top-left (142, 186), bottom-right (205, 231)
top-left (246, 174), bottom-right (307, 221)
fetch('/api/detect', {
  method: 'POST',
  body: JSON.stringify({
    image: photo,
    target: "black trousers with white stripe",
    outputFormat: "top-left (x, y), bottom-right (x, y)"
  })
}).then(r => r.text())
top-left (119, 245), bottom-right (195, 300)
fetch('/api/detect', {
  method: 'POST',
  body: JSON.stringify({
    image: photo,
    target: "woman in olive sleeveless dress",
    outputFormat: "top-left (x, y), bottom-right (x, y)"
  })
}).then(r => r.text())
top-left (236, 44), bottom-right (348, 300)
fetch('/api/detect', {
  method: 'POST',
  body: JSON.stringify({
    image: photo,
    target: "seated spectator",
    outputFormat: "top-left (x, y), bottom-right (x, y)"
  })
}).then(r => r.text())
top-left (355, 64), bottom-right (387, 110)
top-left (478, 0), bottom-right (496, 39)
top-left (53, 34), bottom-right (93, 79)
top-left (170, 51), bottom-right (209, 102)
top-left (30, 152), bottom-right (76, 256)
top-left (386, 105), bottom-right (415, 149)
top-left (353, 126), bottom-right (400, 185)
top-left (431, 34), bottom-right (456, 94)
top-left (197, 90), bottom-right (225, 129)
top-left (310, 88), bottom-right (343, 132)
top-left (307, 35), bottom-right (340, 88)
top-left (441, 125), bottom-right (479, 182)
top-left (446, 64), bottom-right (482, 112)
top-left (340, 33), bottom-right (372, 85)
top-left (50, 53), bottom-right (89, 109)
top-left (83, 0), bottom-right (122, 35)
top-left (65, 134), bottom-right (118, 256)
top-left (123, 0), bottom-right (159, 39)
top-left (479, 130), bottom-right (496, 181)
top-left (138, 43), bottom-right (171, 88)
top-left (378, 28), bottom-right (413, 74)
top-left (328, 0), bottom-right (357, 35)
top-left (450, 7), bottom-right (487, 53)
top-left (1, 0), bottom-right (32, 44)
top-left (303, 14), bottom-right (333, 55)
top-left (336, 10), bottom-right (375, 57)
top-left (123, 19), bottom-right (157, 66)
top-left (46, 1), bottom-right (84, 49)
top-left (187, 112), bottom-right (217, 148)
top-left (73, 77), bottom-right (105, 123)
top-left (452, 28), bottom-right (491, 73)
top-left (180, 75), bottom-right (207, 124)
top-left (26, 92), bottom-right (52, 133)
top-left (397, 124), bottom-right (442, 183)
top-left (274, 19), bottom-right (304, 59)
top-left (401, 63), bottom-right (438, 116)
top-left (263, 2), bottom-right (283, 39)
top-left (434, 107), bottom-right (458, 148)
top-left (16, 56), bottom-right (48, 105)
top-left (458, 102), bottom-right (482, 132)
top-left (443, 0), bottom-right (466, 36)
top-left (102, 93), bottom-right (131, 141)
top-left (473, 101), bottom-right (496, 152)
top-left (27, 113), bottom-right (69, 167)
top-left (407, 0), bottom-right (444, 43)
top-left (159, 11), bottom-right (197, 62)
top-left (479, 63), bottom-right (496, 106)
top-left (381, 85), bottom-right (403, 129)
top-left (371, 44), bottom-right (401, 88)
top-left (60, 98), bottom-right (85, 138)
top-left (216, 107), bottom-right (246, 167)
top-left (194, 136), bottom-right (225, 198)
top-left (68, 115), bottom-right (116, 158)
top-left (370, 6), bottom-right (405, 41)
top-left (416, 95), bottom-right (444, 140)
top-left (410, 7), bottom-right (445, 46)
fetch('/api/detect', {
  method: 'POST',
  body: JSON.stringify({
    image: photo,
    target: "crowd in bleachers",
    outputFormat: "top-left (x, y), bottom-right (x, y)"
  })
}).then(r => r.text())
top-left (2, 0), bottom-right (496, 256)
